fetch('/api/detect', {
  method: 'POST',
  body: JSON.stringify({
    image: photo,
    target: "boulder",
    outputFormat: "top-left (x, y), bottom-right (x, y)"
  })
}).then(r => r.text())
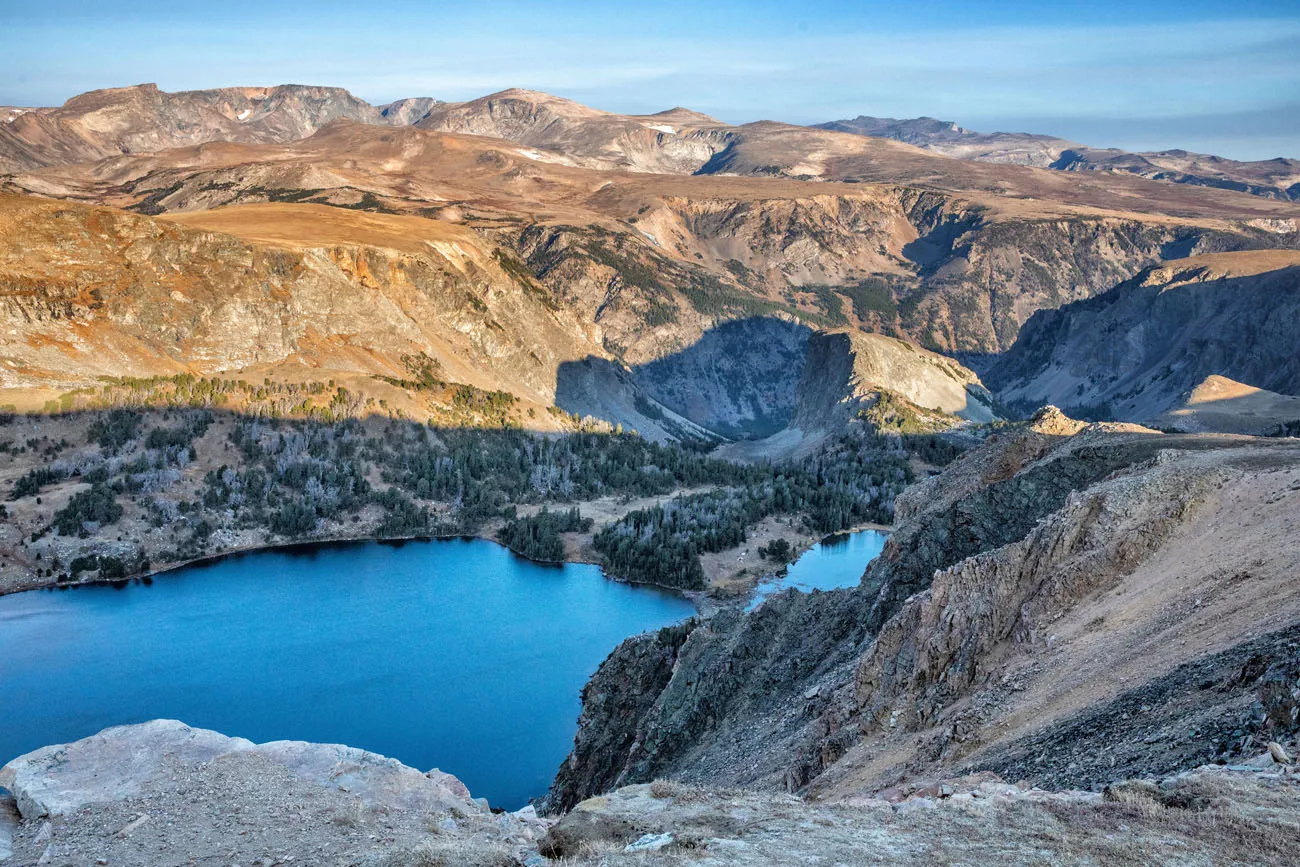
top-left (0, 720), bottom-right (482, 820)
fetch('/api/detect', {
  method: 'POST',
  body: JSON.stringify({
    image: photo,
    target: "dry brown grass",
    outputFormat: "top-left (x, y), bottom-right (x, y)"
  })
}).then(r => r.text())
top-left (1039, 775), bottom-right (1300, 866)
top-left (163, 202), bottom-right (478, 252)
top-left (370, 838), bottom-right (521, 867)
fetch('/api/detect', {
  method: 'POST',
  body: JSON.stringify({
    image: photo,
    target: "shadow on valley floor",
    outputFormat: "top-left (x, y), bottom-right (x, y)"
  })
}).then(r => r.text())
top-left (556, 316), bottom-right (1005, 450)
top-left (555, 317), bottom-right (814, 443)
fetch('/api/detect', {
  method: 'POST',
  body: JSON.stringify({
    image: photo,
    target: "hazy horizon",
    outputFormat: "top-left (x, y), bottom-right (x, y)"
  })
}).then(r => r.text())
top-left (3, 0), bottom-right (1298, 160)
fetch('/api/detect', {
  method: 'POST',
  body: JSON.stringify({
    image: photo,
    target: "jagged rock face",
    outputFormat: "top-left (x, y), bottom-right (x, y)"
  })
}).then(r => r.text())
top-left (0, 83), bottom-right (423, 172)
top-left (979, 251), bottom-right (1300, 420)
top-left (853, 455), bottom-right (1220, 737)
top-left (904, 212), bottom-right (1288, 352)
top-left (0, 194), bottom-right (604, 401)
top-left (547, 624), bottom-right (696, 812)
top-left (547, 420), bottom-right (1300, 807)
top-left (790, 331), bottom-right (996, 434)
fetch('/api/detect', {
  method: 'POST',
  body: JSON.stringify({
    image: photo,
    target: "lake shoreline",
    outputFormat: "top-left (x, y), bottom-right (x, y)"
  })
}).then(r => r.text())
top-left (0, 528), bottom-right (698, 809)
top-left (0, 529), bottom-right (715, 612)
top-left (4, 521), bottom-right (893, 617)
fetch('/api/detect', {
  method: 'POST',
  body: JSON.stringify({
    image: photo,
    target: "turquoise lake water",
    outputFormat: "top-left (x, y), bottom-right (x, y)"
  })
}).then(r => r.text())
top-left (0, 537), bottom-right (694, 809)
top-left (747, 529), bottom-right (888, 610)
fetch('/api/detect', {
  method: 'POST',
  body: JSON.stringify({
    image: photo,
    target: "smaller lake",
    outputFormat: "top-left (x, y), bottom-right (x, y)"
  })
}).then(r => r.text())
top-left (748, 529), bottom-right (888, 610)
top-left (0, 537), bottom-right (694, 809)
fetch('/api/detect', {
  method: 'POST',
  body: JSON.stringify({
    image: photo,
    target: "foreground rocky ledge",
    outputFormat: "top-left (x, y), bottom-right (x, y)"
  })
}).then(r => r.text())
top-left (2, 721), bottom-right (1298, 865)
top-left (0, 720), bottom-right (547, 866)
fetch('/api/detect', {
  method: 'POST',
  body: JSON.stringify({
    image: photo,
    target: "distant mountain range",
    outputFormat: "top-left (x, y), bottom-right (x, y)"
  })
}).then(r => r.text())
top-left (1, 82), bottom-right (1298, 444)
top-left (4, 83), bottom-right (1296, 201)
top-left (816, 115), bottom-right (1300, 201)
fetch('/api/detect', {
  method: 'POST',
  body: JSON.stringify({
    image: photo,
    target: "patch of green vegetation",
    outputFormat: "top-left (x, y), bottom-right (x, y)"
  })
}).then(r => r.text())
top-left (331, 191), bottom-right (397, 213)
top-left (53, 482), bottom-right (123, 536)
top-left (498, 506), bottom-right (592, 562)
top-left (376, 353), bottom-right (447, 392)
top-left (803, 286), bottom-right (849, 325)
top-left (88, 410), bottom-right (143, 454)
top-left (858, 391), bottom-right (953, 435)
top-left (633, 394), bottom-right (666, 422)
top-left (1268, 420), bottom-right (1300, 438)
top-left (839, 277), bottom-right (899, 320)
top-left (128, 182), bottom-right (186, 215)
top-left (11, 466), bottom-right (66, 500)
top-left (491, 249), bottom-right (559, 310)
top-left (758, 537), bottom-right (792, 563)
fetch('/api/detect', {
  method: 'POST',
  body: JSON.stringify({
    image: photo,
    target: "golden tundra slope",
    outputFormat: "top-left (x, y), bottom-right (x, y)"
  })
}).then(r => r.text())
top-left (0, 193), bottom-right (606, 411)
top-left (8, 110), bottom-right (1300, 357)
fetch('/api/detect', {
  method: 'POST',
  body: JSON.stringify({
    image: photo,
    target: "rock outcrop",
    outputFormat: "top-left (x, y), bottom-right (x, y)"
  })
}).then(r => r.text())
top-left (5, 721), bottom-right (1298, 866)
top-left (0, 720), bottom-right (551, 866)
top-left (548, 415), bottom-right (1300, 808)
top-left (540, 765), bottom-right (1300, 866)
top-left (0, 720), bottom-right (477, 820)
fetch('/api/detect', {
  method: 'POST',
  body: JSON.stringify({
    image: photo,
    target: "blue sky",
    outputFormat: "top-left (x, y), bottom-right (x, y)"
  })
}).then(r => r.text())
top-left (2, 0), bottom-right (1297, 159)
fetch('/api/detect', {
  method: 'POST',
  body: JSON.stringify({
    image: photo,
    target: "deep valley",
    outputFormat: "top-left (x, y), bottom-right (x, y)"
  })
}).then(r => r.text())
top-left (1, 73), bottom-right (1299, 867)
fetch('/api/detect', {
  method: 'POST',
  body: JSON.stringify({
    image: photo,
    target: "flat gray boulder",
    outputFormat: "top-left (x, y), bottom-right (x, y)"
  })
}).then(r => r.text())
top-left (0, 719), bottom-right (480, 820)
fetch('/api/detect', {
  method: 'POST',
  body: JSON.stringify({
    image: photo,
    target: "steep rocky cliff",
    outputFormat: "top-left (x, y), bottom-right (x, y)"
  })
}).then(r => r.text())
top-left (712, 329), bottom-right (998, 460)
top-left (979, 250), bottom-right (1300, 420)
top-left (0, 193), bottom-right (605, 407)
top-left (548, 412), bottom-right (1300, 808)
top-left (789, 331), bottom-right (996, 430)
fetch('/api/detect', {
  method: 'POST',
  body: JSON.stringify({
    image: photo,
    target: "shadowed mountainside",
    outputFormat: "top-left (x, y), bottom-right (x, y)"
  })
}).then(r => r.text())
top-left (976, 250), bottom-right (1300, 422)
top-left (1150, 375), bottom-right (1300, 435)
top-left (555, 318), bottom-right (998, 448)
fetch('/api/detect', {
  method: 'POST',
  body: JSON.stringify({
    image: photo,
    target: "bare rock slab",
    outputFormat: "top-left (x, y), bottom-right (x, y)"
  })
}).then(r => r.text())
top-left (0, 719), bottom-right (479, 821)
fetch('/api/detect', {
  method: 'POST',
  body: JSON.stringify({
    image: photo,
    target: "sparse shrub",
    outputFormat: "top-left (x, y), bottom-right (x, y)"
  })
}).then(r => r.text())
top-left (52, 483), bottom-right (123, 536)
